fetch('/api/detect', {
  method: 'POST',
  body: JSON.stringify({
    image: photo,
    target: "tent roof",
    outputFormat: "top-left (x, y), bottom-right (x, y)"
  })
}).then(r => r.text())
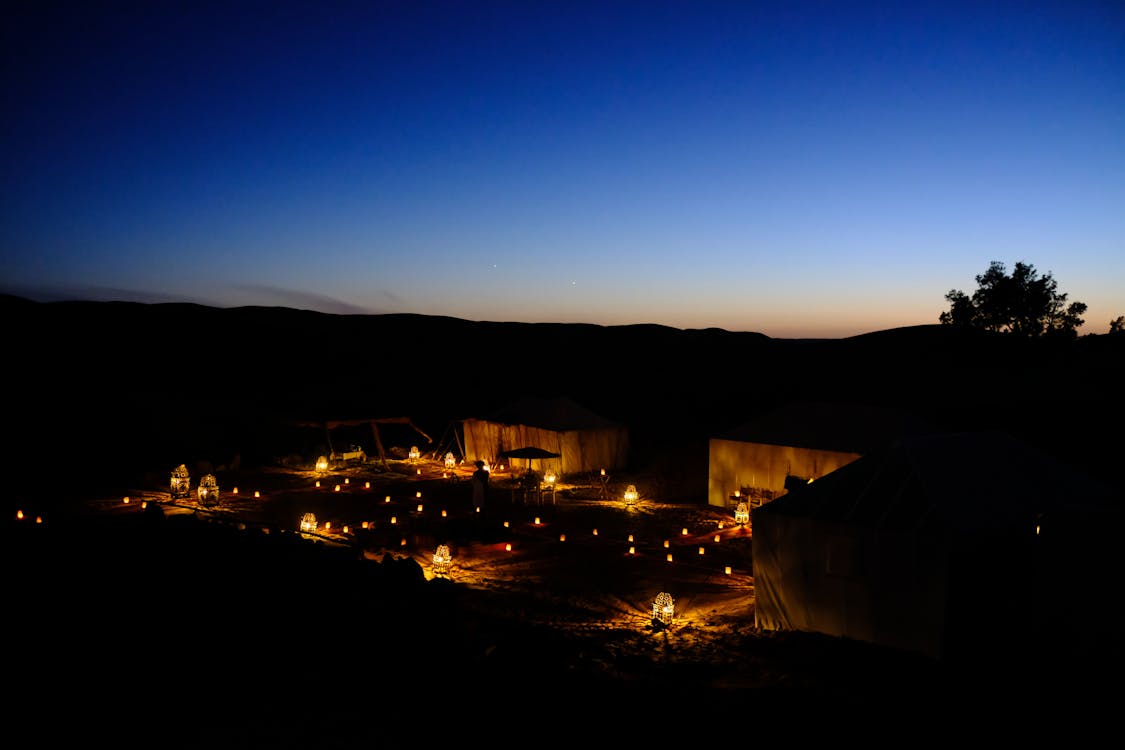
top-left (476, 395), bottom-right (621, 432)
top-left (716, 401), bottom-right (936, 454)
top-left (754, 430), bottom-right (1121, 534)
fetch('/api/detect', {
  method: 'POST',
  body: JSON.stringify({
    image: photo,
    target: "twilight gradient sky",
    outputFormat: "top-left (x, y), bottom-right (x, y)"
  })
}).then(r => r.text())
top-left (2, 0), bottom-right (1123, 337)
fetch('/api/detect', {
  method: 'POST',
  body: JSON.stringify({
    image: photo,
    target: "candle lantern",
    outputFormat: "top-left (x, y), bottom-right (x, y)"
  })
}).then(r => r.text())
top-left (623, 484), bottom-right (639, 506)
top-left (734, 501), bottom-right (750, 526)
top-left (444, 452), bottom-right (456, 470)
top-left (170, 464), bottom-right (191, 500)
top-left (299, 513), bottom-right (317, 533)
top-left (408, 445), bottom-right (421, 462)
top-left (653, 592), bottom-right (674, 626)
top-left (315, 455), bottom-right (329, 473)
top-left (197, 474), bottom-right (219, 506)
top-left (432, 544), bottom-right (452, 578)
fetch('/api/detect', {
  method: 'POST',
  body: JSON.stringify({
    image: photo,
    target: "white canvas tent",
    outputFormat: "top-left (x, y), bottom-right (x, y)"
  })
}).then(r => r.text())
top-left (751, 430), bottom-right (1124, 663)
top-left (461, 395), bottom-right (628, 478)
top-left (708, 401), bottom-right (935, 509)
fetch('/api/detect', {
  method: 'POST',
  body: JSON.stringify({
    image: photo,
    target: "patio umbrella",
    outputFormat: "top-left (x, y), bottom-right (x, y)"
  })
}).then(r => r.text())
top-left (499, 446), bottom-right (561, 474)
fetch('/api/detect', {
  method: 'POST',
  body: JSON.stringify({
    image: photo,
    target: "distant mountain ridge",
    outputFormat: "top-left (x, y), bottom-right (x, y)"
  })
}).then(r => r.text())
top-left (4, 295), bottom-right (1122, 499)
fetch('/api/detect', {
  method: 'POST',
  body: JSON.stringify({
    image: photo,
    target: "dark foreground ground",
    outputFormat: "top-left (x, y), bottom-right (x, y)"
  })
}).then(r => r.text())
top-left (7, 474), bottom-right (1123, 748)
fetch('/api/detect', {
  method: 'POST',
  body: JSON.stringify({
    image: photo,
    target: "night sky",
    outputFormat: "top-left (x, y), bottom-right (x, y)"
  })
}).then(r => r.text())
top-left (3, 0), bottom-right (1122, 337)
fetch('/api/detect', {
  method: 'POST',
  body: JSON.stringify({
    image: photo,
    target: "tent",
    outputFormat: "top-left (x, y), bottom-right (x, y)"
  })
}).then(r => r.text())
top-left (750, 430), bottom-right (1125, 663)
top-left (461, 395), bottom-right (628, 478)
top-left (707, 401), bottom-right (935, 509)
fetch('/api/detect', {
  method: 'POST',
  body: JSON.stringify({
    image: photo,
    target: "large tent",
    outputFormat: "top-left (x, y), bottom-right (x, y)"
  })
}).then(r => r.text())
top-left (461, 395), bottom-right (628, 478)
top-left (707, 401), bottom-right (934, 509)
top-left (751, 430), bottom-right (1124, 663)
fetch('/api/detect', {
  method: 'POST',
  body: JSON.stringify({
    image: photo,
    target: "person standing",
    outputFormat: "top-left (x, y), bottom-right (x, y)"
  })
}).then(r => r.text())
top-left (471, 460), bottom-right (490, 510)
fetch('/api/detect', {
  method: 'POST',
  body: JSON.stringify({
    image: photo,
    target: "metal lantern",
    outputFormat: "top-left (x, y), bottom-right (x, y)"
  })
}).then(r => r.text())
top-left (623, 484), bottom-right (639, 506)
top-left (409, 445), bottom-right (421, 461)
top-left (653, 592), bottom-right (674, 626)
top-left (299, 512), bottom-right (317, 533)
top-left (315, 455), bottom-right (329, 473)
top-left (734, 501), bottom-right (750, 526)
top-left (432, 544), bottom-right (452, 578)
top-left (170, 464), bottom-right (191, 500)
top-left (197, 473), bottom-right (219, 506)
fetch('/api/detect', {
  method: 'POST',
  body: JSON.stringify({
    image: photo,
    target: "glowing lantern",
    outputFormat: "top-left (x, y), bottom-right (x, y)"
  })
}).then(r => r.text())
top-left (505, 543), bottom-right (512, 552)
top-left (364, 481), bottom-right (371, 489)
top-left (442, 509), bottom-right (448, 518)
top-left (725, 566), bottom-right (732, 575)
top-left (299, 513), bottom-right (317, 533)
top-left (315, 480), bottom-right (321, 488)
top-left (714, 534), bottom-right (721, 543)
top-left (409, 446), bottom-right (421, 461)
top-left (629, 546), bottom-right (635, 555)
top-left (698, 547), bottom-right (705, 555)
top-left (503, 521), bottom-right (510, 528)
top-left (385, 495), bottom-right (391, 503)
top-left (197, 474), bottom-right (219, 506)
top-left (666, 553), bottom-right (673, 562)
top-left (232, 487), bottom-right (238, 495)
top-left (324, 521), bottom-right (332, 531)
top-left (362, 521), bottom-right (369, 529)
top-left (400, 538), bottom-right (407, 547)
top-left (444, 452), bottom-right (456, 470)
top-left (664, 540), bottom-right (670, 548)
top-left (416, 491), bottom-right (422, 499)
top-left (681, 527), bottom-right (688, 536)
top-left (417, 504), bottom-right (424, 512)
top-left (254, 491), bottom-right (261, 498)
top-left (315, 456), bottom-right (328, 473)
top-left (592, 528), bottom-right (598, 536)
top-left (623, 485), bottom-right (639, 506)
top-left (628, 534), bottom-right (634, 542)
top-left (334, 485), bottom-right (341, 492)
top-left (16, 510), bottom-right (23, 520)
top-left (343, 525), bottom-right (350, 534)
top-left (416, 469), bottom-right (422, 476)
top-left (734, 502), bottom-right (750, 526)
top-left (534, 517), bottom-right (541, 525)
top-left (559, 534), bottom-right (566, 542)
top-left (170, 464), bottom-right (191, 500)
top-left (35, 516), bottom-right (43, 524)
top-left (432, 544), bottom-right (452, 578)
top-left (391, 516), bottom-right (397, 524)
top-left (123, 496), bottom-right (130, 504)
top-left (653, 592), bottom-right (674, 625)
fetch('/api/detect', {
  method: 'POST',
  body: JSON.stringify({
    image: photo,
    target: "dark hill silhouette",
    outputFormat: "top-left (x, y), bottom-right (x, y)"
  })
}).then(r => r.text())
top-left (4, 295), bottom-right (1122, 503)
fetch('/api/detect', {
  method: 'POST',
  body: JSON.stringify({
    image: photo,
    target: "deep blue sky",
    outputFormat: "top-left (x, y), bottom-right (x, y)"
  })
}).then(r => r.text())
top-left (3, 0), bottom-right (1122, 337)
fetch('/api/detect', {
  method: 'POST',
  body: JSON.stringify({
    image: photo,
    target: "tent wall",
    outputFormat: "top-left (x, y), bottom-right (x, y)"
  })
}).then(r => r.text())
top-left (462, 418), bottom-right (628, 477)
top-left (751, 511), bottom-right (951, 659)
top-left (707, 438), bottom-right (860, 509)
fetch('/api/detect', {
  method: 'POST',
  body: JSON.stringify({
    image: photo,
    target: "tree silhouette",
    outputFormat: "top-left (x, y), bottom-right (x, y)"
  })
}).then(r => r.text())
top-left (939, 261), bottom-right (1087, 339)
top-left (1110, 316), bottom-right (1125, 335)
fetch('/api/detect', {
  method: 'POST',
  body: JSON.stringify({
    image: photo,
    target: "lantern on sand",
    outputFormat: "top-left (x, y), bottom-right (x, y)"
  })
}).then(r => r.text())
top-left (734, 501), bottom-right (750, 526)
top-left (197, 474), bottom-right (219, 506)
top-left (315, 455), bottom-right (329, 473)
top-left (653, 592), bottom-right (674, 626)
top-left (299, 513), bottom-right (317, 533)
top-left (623, 484), bottom-right (639, 506)
top-left (432, 544), bottom-right (452, 578)
top-left (409, 446), bottom-right (421, 461)
top-left (170, 464), bottom-right (191, 500)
